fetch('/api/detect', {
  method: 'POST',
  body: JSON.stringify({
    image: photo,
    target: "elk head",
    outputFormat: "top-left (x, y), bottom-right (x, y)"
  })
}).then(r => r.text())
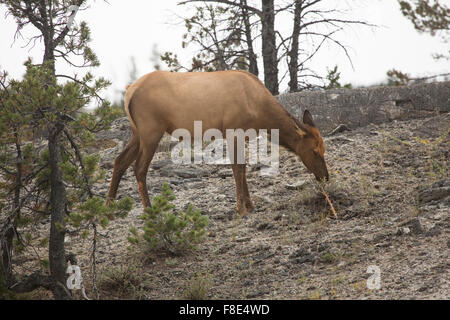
top-left (296, 110), bottom-right (329, 182)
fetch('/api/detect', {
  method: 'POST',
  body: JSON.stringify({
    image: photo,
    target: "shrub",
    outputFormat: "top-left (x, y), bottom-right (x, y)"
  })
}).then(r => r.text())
top-left (98, 264), bottom-right (147, 299)
top-left (182, 272), bottom-right (213, 300)
top-left (128, 183), bottom-right (209, 254)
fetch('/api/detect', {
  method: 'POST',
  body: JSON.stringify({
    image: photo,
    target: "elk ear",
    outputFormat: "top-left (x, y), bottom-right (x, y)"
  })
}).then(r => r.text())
top-left (303, 110), bottom-right (316, 127)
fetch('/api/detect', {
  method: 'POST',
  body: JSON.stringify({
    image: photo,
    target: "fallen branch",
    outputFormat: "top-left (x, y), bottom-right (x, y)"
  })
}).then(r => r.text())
top-left (8, 272), bottom-right (53, 293)
top-left (321, 190), bottom-right (337, 218)
top-left (327, 124), bottom-right (351, 136)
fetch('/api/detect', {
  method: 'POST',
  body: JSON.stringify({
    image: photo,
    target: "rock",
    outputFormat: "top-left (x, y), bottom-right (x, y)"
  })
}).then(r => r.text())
top-left (420, 187), bottom-right (450, 202)
top-left (327, 136), bottom-right (355, 144)
top-left (277, 81), bottom-right (450, 133)
top-left (285, 180), bottom-right (308, 190)
top-left (408, 218), bottom-right (424, 235)
top-left (252, 251), bottom-right (275, 264)
top-left (430, 209), bottom-right (448, 221)
top-left (250, 163), bottom-right (271, 172)
top-left (151, 159), bottom-right (173, 170)
top-left (98, 144), bottom-right (123, 169)
top-left (158, 165), bottom-right (208, 179)
top-left (383, 160), bottom-right (394, 167)
top-left (273, 213), bottom-right (283, 221)
top-left (317, 244), bottom-right (330, 252)
top-left (375, 242), bottom-right (391, 248)
top-left (396, 227), bottom-right (411, 236)
top-left (172, 167), bottom-right (208, 179)
top-left (235, 236), bottom-right (251, 243)
top-left (441, 196), bottom-right (450, 207)
top-left (216, 243), bottom-right (236, 254)
top-left (418, 179), bottom-right (450, 203)
top-left (169, 179), bottom-right (183, 186)
top-left (417, 284), bottom-right (431, 292)
top-left (425, 225), bottom-right (442, 237)
top-left (95, 117), bottom-right (131, 143)
top-left (398, 218), bottom-right (424, 235)
top-left (256, 222), bottom-right (274, 231)
top-left (372, 233), bottom-right (389, 242)
top-left (218, 169), bottom-right (233, 178)
top-left (343, 203), bottom-right (365, 218)
top-left (289, 246), bottom-right (315, 264)
top-left (291, 254), bottom-right (315, 265)
top-left (246, 288), bottom-right (269, 298)
top-left (159, 166), bottom-right (174, 177)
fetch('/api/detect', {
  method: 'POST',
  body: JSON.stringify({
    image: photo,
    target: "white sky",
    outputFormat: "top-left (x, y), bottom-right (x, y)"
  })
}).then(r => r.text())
top-left (0, 0), bottom-right (449, 102)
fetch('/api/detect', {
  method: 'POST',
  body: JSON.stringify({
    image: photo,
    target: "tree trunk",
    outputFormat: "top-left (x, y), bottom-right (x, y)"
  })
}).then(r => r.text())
top-left (1, 130), bottom-right (23, 287)
top-left (43, 39), bottom-right (56, 74)
top-left (42, 5), bottom-right (69, 296)
top-left (288, 0), bottom-right (302, 93)
top-left (0, 226), bottom-right (14, 287)
top-left (48, 125), bottom-right (70, 300)
top-left (241, 0), bottom-right (259, 77)
top-left (261, 0), bottom-right (279, 95)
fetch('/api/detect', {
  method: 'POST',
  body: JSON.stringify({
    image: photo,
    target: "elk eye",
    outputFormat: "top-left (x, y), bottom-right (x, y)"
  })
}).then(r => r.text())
top-left (313, 149), bottom-right (319, 156)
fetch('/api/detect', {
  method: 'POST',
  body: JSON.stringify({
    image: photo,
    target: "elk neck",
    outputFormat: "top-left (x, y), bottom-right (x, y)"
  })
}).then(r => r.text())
top-left (264, 101), bottom-right (305, 154)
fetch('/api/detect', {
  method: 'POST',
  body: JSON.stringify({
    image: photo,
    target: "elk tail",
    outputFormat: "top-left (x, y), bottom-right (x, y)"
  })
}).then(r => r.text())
top-left (123, 83), bottom-right (138, 134)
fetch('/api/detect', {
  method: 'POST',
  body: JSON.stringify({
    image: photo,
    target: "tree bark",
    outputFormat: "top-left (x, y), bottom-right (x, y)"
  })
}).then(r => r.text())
top-left (48, 125), bottom-right (71, 300)
top-left (261, 0), bottom-right (279, 95)
top-left (40, 0), bottom-right (69, 298)
top-left (240, 0), bottom-right (259, 77)
top-left (288, 0), bottom-right (302, 93)
top-left (1, 129), bottom-right (22, 286)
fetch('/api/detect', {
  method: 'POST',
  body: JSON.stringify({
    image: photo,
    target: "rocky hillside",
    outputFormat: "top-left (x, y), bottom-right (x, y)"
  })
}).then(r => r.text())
top-left (18, 112), bottom-right (449, 299)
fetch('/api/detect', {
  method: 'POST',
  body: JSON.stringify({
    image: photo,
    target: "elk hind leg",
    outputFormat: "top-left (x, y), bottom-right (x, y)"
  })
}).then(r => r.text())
top-left (107, 134), bottom-right (139, 205)
top-left (134, 132), bottom-right (164, 209)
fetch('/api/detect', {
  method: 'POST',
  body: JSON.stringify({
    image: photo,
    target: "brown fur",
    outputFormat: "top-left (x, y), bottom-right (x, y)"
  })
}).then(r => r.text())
top-left (106, 70), bottom-right (329, 215)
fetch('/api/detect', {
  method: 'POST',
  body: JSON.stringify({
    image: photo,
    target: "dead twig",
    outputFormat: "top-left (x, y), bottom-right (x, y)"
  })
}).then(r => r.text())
top-left (321, 190), bottom-right (337, 218)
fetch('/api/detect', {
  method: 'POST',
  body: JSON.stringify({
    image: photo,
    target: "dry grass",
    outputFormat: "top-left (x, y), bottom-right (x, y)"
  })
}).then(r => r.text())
top-left (181, 272), bottom-right (213, 300)
top-left (98, 264), bottom-right (149, 299)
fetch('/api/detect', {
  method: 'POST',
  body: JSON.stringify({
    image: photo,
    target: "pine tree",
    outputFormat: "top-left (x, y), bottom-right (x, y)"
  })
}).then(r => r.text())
top-left (399, 0), bottom-right (450, 60)
top-left (0, 1), bottom-right (132, 299)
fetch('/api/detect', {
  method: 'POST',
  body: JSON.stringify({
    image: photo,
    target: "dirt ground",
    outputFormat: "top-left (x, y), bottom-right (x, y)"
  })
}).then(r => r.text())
top-left (14, 112), bottom-right (450, 300)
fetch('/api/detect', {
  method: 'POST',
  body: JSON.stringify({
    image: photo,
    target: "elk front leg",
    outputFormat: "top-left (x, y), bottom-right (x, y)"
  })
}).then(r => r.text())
top-left (241, 165), bottom-right (255, 213)
top-left (231, 163), bottom-right (249, 216)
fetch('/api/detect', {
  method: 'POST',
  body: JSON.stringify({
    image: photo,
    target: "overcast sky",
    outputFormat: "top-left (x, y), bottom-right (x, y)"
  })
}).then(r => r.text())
top-left (0, 0), bottom-right (449, 102)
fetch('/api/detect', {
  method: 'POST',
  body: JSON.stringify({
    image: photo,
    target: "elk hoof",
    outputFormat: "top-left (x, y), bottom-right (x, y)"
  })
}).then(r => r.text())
top-left (246, 202), bottom-right (255, 213)
top-left (236, 206), bottom-right (251, 218)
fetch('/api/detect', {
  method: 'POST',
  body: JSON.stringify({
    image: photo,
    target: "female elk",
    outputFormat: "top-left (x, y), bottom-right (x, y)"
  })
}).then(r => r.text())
top-left (106, 70), bottom-right (329, 215)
